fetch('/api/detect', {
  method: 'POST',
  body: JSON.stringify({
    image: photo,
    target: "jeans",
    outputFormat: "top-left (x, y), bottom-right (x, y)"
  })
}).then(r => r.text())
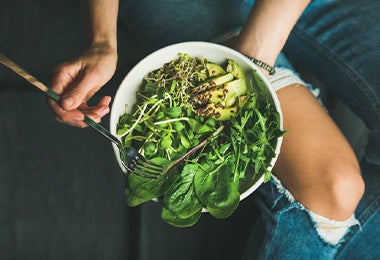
top-left (118, 0), bottom-right (380, 258)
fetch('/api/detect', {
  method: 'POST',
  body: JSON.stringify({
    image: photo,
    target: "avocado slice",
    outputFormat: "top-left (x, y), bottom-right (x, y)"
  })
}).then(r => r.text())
top-left (223, 78), bottom-right (248, 107)
top-left (197, 103), bottom-right (238, 121)
top-left (192, 77), bottom-right (248, 108)
top-left (206, 62), bottom-right (226, 77)
top-left (226, 59), bottom-right (246, 80)
top-left (192, 73), bottom-right (234, 94)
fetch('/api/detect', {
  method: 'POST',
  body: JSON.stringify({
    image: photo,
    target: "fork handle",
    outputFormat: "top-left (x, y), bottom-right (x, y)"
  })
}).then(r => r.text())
top-left (0, 52), bottom-right (122, 147)
top-left (83, 116), bottom-right (121, 146)
top-left (0, 52), bottom-right (62, 101)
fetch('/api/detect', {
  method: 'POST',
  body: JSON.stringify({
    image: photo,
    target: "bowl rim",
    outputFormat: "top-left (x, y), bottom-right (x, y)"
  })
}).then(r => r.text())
top-left (110, 41), bottom-right (283, 202)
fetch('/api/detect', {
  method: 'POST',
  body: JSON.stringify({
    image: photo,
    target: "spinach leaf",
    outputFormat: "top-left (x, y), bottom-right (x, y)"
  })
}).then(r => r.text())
top-left (125, 186), bottom-right (150, 207)
top-left (162, 164), bottom-right (203, 218)
top-left (126, 157), bottom-right (177, 201)
top-left (194, 157), bottom-right (240, 219)
top-left (161, 207), bottom-right (202, 228)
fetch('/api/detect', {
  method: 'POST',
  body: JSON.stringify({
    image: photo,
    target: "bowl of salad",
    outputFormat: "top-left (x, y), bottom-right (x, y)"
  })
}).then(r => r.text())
top-left (110, 41), bottom-right (283, 227)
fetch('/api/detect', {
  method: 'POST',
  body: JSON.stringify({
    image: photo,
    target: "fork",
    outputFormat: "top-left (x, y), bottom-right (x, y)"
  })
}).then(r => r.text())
top-left (0, 52), bottom-right (164, 179)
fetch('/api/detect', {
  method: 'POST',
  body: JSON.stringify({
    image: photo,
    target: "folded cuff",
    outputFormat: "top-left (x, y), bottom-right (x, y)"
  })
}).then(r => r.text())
top-left (268, 67), bottom-right (307, 92)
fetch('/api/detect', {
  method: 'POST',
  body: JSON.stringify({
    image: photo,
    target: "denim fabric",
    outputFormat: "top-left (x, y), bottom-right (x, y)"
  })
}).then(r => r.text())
top-left (117, 0), bottom-right (380, 258)
top-left (119, 0), bottom-right (252, 55)
top-left (242, 179), bottom-right (340, 260)
top-left (335, 162), bottom-right (380, 259)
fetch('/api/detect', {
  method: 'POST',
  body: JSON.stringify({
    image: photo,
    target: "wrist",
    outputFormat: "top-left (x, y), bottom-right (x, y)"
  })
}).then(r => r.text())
top-left (245, 55), bottom-right (275, 75)
top-left (233, 35), bottom-right (278, 67)
top-left (83, 40), bottom-right (118, 72)
top-left (86, 32), bottom-right (117, 50)
top-left (86, 37), bottom-right (117, 57)
top-left (223, 36), bottom-right (274, 76)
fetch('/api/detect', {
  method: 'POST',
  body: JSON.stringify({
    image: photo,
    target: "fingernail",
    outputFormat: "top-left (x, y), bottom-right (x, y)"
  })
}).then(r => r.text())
top-left (62, 97), bottom-right (74, 109)
top-left (104, 96), bottom-right (112, 105)
top-left (74, 114), bottom-right (84, 121)
top-left (100, 107), bottom-right (110, 116)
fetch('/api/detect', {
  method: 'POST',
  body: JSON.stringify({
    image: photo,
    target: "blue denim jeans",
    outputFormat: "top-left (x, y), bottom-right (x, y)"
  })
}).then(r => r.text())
top-left (119, 0), bottom-right (380, 258)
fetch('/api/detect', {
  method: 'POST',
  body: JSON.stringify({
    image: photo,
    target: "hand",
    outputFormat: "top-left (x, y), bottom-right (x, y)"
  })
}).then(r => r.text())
top-left (49, 43), bottom-right (117, 127)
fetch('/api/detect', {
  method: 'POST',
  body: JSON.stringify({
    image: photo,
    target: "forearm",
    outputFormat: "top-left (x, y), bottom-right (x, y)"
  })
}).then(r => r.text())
top-left (79, 0), bottom-right (119, 51)
top-left (235, 0), bottom-right (310, 68)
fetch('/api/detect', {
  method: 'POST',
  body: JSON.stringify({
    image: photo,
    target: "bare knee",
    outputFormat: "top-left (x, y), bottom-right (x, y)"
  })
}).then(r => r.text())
top-left (325, 162), bottom-right (364, 219)
top-left (273, 84), bottom-right (365, 220)
top-left (312, 160), bottom-right (364, 220)
top-left (276, 156), bottom-right (365, 221)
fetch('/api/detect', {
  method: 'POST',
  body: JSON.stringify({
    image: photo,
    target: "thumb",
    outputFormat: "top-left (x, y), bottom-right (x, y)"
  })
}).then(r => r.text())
top-left (61, 72), bottom-right (100, 110)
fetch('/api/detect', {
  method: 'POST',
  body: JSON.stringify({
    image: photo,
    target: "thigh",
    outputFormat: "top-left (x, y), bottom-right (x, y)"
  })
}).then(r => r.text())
top-left (273, 84), bottom-right (362, 220)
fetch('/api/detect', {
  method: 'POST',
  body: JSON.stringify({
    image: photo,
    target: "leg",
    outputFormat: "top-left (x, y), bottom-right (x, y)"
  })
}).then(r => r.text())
top-left (243, 71), bottom-right (364, 259)
top-left (284, 0), bottom-right (380, 256)
top-left (273, 85), bottom-right (364, 221)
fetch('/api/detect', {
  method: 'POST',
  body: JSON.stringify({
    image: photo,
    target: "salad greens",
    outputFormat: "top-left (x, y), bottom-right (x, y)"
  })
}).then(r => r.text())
top-left (117, 53), bottom-right (284, 227)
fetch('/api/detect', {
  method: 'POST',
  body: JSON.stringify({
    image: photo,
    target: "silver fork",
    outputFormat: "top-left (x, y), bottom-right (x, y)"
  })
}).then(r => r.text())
top-left (83, 116), bottom-right (164, 178)
top-left (0, 52), bottom-right (164, 179)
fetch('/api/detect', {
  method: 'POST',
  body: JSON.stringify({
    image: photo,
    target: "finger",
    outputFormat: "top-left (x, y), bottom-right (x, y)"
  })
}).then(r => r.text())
top-left (75, 95), bottom-right (111, 124)
top-left (98, 95), bottom-right (112, 106)
top-left (49, 95), bottom-right (111, 127)
top-left (79, 103), bottom-right (110, 122)
top-left (50, 62), bottom-right (79, 95)
top-left (78, 95), bottom-right (111, 115)
top-left (60, 69), bottom-right (102, 111)
top-left (48, 98), bottom-right (86, 125)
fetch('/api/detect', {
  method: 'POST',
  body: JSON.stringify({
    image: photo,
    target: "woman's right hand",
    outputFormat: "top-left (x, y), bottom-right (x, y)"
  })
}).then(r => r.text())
top-left (48, 43), bottom-right (117, 128)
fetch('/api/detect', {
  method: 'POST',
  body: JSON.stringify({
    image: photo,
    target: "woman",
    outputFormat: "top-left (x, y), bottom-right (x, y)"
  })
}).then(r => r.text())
top-left (48, 0), bottom-right (380, 258)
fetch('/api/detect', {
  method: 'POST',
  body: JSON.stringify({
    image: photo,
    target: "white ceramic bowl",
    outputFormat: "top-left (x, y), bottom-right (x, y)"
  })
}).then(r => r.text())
top-left (110, 41), bottom-right (283, 201)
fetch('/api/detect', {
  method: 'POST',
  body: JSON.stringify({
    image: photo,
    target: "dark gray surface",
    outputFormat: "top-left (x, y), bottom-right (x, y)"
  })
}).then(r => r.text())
top-left (0, 1), bottom-right (133, 259)
top-left (0, 91), bottom-right (130, 259)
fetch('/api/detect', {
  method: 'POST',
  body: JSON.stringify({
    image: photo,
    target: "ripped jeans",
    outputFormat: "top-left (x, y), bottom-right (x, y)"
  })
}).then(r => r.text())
top-left (242, 177), bottom-right (348, 259)
top-left (242, 164), bottom-right (380, 259)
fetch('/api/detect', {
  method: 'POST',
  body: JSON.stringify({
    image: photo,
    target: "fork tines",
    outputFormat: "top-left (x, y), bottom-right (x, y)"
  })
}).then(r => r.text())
top-left (132, 156), bottom-right (164, 179)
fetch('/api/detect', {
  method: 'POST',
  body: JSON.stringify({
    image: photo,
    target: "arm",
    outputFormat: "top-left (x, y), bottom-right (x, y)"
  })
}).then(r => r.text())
top-left (234, 0), bottom-right (310, 74)
top-left (80, 0), bottom-right (118, 50)
top-left (49, 0), bottom-right (119, 127)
